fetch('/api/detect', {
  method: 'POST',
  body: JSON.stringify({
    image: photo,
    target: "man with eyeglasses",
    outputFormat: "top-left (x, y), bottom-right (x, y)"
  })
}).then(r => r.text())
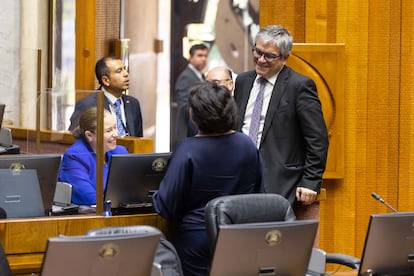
top-left (205, 66), bottom-right (234, 93)
top-left (234, 25), bottom-right (329, 207)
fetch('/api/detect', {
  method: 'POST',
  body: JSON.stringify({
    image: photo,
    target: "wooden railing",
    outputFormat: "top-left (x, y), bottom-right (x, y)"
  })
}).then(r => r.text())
top-left (1, 214), bottom-right (167, 275)
top-left (8, 126), bottom-right (154, 154)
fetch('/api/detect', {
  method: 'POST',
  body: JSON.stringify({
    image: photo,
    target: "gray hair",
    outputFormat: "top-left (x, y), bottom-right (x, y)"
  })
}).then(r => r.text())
top-left (254, 25), bottom-right (293, 58)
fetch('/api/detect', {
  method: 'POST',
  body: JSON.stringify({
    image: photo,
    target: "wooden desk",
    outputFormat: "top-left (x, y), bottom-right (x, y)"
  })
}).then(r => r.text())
top-left (0, 213), bottom-right (167, 275)
top-left (8, 126), bottom-right (154, 154)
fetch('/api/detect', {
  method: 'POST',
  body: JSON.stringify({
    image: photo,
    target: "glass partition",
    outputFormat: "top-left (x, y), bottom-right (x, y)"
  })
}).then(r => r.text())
top-left (0, 48), bottom-right (155, 219)
top-left (0, 47), bottom-right (40, 129)
top-left (6, 88), bottom-right (95, 154)
top-left (1, 86), bottom-right (106, 218)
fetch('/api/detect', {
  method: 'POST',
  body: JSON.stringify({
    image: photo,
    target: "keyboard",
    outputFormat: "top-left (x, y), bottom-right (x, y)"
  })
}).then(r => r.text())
top-left (111, 202), bottom-right (154, 215)
top-left (119, 202), bottom-right (153, 209)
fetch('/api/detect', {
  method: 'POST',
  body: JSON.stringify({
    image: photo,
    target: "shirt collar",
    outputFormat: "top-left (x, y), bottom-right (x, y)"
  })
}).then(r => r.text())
top-left (102, 87), bottom-right (121, 105)
top-left (188, 63), bottom-right (204, 80)
top-left (256, 65), bottom-right (284, 86)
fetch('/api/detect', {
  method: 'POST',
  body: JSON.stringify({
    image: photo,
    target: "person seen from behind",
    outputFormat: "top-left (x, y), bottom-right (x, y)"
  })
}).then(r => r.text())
top-left (153, 82), bottom-right (264, 275)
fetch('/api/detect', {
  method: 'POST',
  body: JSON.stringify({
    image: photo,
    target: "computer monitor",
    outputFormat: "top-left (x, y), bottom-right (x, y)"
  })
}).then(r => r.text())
top-left (359, 212), bottom-right (414, 275)
top-left (0, 168), bottom-right (44, 218)
top-left (0, 154), bottom-right (61, 216)
top-left (105, 152), bottom-right (171, 212)
top-left (41, 227), bottom-right (161, 276)
top-left (209, 219), bottom-right (319, 276)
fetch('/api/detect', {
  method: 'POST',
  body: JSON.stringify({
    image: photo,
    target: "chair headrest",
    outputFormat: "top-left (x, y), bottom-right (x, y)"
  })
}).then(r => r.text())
top-left (206, 193), bottom-right (295, 225)
top-left (204, 193), bottom-right (296, 252)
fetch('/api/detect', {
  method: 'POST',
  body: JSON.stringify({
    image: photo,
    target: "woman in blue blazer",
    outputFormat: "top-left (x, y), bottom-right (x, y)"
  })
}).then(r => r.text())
top-left (59, 107), bottom-right (128, 205)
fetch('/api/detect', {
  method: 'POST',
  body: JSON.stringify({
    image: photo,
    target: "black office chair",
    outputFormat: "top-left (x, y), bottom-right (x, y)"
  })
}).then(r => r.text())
top-left (204, 193), bottom-right (360, 275)
top-left (204, 193), bottom-right (296, 252)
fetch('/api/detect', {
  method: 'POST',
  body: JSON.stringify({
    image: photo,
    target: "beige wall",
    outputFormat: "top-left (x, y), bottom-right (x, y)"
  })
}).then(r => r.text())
top-left (122, 0), bottom-right (159, 139)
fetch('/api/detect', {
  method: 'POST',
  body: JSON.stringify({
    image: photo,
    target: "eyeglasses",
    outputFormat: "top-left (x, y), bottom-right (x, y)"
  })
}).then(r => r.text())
top-left (208, 79), bottom-right (232, 86)
top-left (252, 47), bottom-right (282, 61)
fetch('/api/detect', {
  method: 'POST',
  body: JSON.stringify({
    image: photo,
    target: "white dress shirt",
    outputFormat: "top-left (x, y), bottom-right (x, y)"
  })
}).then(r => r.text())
top-left (242, 73), bottom-right (279, 148)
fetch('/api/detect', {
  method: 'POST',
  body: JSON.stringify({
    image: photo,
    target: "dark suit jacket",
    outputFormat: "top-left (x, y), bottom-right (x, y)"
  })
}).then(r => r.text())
top-left (171, 66), bottom-right (203, 150)
top-left (0, 243), bottom-right (11, 276)
top-left (174, 66), bottom-right (202, 109)
top-left (234, 67), bottom-right (329, 204)
top-left (68, 92), bottom-right (143, 137)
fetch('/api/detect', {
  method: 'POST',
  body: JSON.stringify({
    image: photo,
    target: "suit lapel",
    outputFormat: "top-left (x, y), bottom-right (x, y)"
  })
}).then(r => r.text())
top-left (121, 95), bottom-right (133, 135)
top-left (261, 67), bottom-right (289, 143)
top-left (237, 72), bottom-right (257, 130)
top-left (103, 95), bottom-right (111, 111)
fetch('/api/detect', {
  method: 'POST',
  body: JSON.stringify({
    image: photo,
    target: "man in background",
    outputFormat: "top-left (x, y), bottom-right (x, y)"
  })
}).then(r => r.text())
top-left (68, 56), bottom-right (143, 137)
top-left (205, 66), bottom-right (234, 93)
top-left (172, 43), bottom-right (209, 150)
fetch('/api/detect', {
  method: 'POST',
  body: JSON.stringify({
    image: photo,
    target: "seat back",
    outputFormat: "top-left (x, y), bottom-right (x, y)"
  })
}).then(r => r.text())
top-left (204, 193), bottom-right (296, 251)
top-left (87, 225), bottom-right (184, 276)
top-left (53, 182), bottom-right (72, 205)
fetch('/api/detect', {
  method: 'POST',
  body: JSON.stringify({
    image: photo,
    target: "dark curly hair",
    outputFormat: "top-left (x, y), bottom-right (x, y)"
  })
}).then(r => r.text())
top-left (95, 56), bottom-right (121, 86)
top-left (189, 82), bottom-right (238, 134)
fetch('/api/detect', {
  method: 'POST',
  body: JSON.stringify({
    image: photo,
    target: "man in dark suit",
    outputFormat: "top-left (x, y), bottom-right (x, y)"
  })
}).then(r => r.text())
top-left (171, 43), bottom-right (209, 150)
top-left (68, 56), bottom-right (143, 137)
top-left (234, 25), bottom-right (329, 205)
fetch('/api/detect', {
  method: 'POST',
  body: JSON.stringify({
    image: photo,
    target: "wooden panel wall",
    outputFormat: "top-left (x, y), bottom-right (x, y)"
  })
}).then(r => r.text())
top-left (75, 0), bottom-right (120, 92)
top-left (260, 0), bottom-right (414, 258)
top-left (75, 0), bottom-right (96, 90)
top-left (400, 0), bottom-right (414, 213)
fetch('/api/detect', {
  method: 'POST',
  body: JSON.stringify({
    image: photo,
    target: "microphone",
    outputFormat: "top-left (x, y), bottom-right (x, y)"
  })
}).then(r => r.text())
top-left (371, 192), bottom-right (399, 213)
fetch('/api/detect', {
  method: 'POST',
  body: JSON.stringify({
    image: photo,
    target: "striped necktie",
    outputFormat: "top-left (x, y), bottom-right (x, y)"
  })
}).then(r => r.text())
top-left (248, 77), bottom-right (267, 144)
top-left (115, 99), bottom-right (126, 137)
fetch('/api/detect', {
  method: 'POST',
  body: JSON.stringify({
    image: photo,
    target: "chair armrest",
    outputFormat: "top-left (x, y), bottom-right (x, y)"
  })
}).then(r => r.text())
top-left (326, 253), bottom-right (360, 270)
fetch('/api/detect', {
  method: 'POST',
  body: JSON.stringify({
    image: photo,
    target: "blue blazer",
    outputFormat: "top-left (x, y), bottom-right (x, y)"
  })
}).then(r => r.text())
top-left (68, 92), bottom-right (143, 137)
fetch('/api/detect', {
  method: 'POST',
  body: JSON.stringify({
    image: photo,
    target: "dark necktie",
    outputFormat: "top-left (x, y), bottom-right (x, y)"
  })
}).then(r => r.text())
top-left (115, 99), bottom-right (126, 137)
top-left (248, 77), bottom-right (267, 144)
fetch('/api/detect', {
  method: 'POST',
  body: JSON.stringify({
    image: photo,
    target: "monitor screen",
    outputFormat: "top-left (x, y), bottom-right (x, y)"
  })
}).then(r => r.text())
top-left (105, 152), bottom-right (171, 211)
top-left (359, 212), bottom-right (414, 275)
top-left (0, 153), bottom-right (61, 216)
top-left (41, 228), bottom-right (161, 276)
top-left (209, 219), bottom-right (319, 276)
